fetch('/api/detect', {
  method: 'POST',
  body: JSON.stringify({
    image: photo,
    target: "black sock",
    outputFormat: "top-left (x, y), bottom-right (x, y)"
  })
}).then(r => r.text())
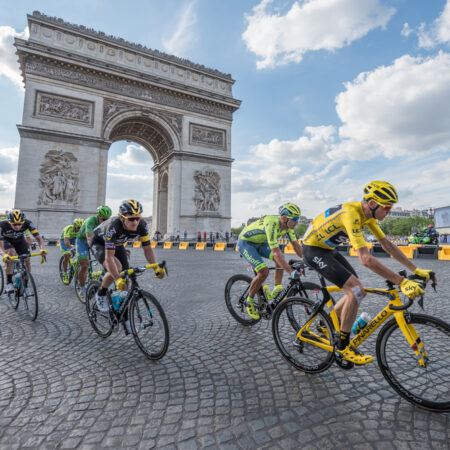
top-left (337, 331), bottom-right (350, 350)
top-left (98, 287), bottom-right (107, 296)
top-left (7, 274), bottom-right (12, 283)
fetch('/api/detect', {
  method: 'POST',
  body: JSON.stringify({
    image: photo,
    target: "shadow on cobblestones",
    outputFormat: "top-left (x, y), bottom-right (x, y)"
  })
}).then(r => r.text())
top-left (0, 247), bottom-right (448, 449)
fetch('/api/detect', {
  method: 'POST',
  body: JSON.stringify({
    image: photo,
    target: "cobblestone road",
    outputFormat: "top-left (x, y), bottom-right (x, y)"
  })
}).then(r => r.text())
top-left (0, 247), bottom-right (449, 449)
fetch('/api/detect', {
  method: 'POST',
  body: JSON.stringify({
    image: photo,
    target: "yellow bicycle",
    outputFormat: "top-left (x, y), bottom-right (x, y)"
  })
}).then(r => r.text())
top-left (272, 269), bottom-right (450, 412)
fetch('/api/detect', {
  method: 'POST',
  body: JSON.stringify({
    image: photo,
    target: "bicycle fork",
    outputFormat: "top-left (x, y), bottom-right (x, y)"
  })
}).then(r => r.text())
top-left (395, 311), bottom-right (428, 367)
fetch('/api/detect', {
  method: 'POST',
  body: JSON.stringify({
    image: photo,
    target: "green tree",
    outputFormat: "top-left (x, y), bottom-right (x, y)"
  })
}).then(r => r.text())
top-left (294, 223), bottom-right (307, 238)
top-left (378, 216), bottom-right (433, 237)
top-left (231, 223), bottom-right (245, 236)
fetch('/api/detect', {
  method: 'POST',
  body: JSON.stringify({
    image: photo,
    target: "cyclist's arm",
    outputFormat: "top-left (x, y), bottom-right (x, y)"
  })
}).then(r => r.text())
top-left (356, 246), bottom-right (404, 285)
top-left (378, 237), bottom-right (417, 273)
top-left (35, 234), bottom-right (45, 250)
top-left (142, 243), bottom-right (156, 265)
top-left (104, 248), bottom-right (120, 280)
top-left (64, 237), bottom-right (73, 248)
top-left (86, 233), bottom-right (94, 247)
top-left (292, 240), bottom-right (302, 258)
top-left (0, 239), bottom-right (5, 255)
top-left (272, 247), bottom-right (292, 274)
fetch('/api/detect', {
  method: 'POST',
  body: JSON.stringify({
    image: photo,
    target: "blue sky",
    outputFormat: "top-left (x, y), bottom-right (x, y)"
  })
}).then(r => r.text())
top-left (1, 0), bottom-right (450, 226)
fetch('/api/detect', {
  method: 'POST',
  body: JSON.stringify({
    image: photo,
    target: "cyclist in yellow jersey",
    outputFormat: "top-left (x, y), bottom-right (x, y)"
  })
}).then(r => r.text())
top-left (238, 203), bottom-right (303, 320)
top-left (302, 181), bottom-right (436, 365)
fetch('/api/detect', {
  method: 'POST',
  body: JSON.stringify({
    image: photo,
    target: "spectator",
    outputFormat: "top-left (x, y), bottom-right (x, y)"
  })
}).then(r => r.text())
top-left (197, 231), bottom-right (201, 242)
top-left (184, 230), bottom-right (187, 240)
top-left (203, 231), bottom-right (207, 242)
top-left (216, 231), bottom-right (219, 240)
top-left (210, 232), bottom-right (214, 243)
top-left (225, 231), bottom-right (229, 243)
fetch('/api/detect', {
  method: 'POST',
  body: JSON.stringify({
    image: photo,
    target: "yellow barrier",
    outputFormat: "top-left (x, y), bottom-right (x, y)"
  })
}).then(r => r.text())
top-left (408, 244), bottom-right (422, 251)
top-left (235, 244), bottom-right (238, 252)
top-left (214, 242), bottom-right (226, 251)
top-left (133, 241), bottom-right (141, 248)
top-left (151, 241), bottom-right (157, 248)
top-left (349, 247), bottom-right (358, 257)
top-left (438, 246), bottom-right (450, 261)
top-left (284, 244), bottom-right (295, 254)
top-left (393, 246), bottom-right (415, 259)
top-left (178, 242), bottom-right (189, 250)
top-left (195, 242), bottom-right (207, 250)
top-left (123, 242), bottom-right (128, 247)
top-left (163, 242), bottom-right (173, 249)
top-left (56, 240), bottom-right (60, 247)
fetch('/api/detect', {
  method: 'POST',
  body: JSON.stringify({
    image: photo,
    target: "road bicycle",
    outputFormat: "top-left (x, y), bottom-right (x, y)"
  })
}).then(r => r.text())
top-left (272, 265), bottom-right (450, 412)
top-left (85, 261), bottom-right (169, 360)
top-left (74, 255), bottom-right (104, 303)
top-left (6, 252), bottom-right (46, 321)
top-left (59, 247), bottom-right (77, 285)
top-left (224, 259), bottom-right (323, 326)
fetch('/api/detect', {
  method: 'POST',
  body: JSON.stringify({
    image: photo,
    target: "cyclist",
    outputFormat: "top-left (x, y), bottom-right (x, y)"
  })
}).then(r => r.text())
top-left (302, 181), bottom-right (436, 365)
top-left (60, 218), bottom-right (84, 283)
top-left (237, 203), bottom-right (303, 320)
top-left (75, 205), bottom-right (112, 299)
top-left (0, 209), bottom-right (46, 294)
top-left (90, 199), bottom-right (165, 333)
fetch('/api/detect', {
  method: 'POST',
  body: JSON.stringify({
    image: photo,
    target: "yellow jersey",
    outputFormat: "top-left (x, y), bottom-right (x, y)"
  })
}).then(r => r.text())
top-left (303, 202), bottom-right (385, 250)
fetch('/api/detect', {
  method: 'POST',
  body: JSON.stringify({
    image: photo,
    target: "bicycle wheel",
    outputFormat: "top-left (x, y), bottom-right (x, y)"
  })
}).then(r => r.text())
top-left (85, 280), bottom-right (113, 338)
top-left (21, 270), bottom-right (38, 321)
top-left (74, 265), bottom-right (88, 304)
top-left (272, 297), bottom-right (335, 373)
top-left (8, 283), bottom-right (19, 309)
top-left (224, 274), bottom-right (262, 326)
top-left (129, 291), bottom-right (169, 360)
top-left (0, 264), bottom-right (4, 296)
top-left (377, 314), bottom-right (450, 412)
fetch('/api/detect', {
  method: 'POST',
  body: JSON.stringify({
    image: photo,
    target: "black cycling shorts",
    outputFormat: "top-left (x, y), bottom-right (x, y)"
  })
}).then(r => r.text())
top-left (302, 244), bottom-right (357, 288)
top-left (2, 237), bottom-right (30, 256)
top-left (91, 241), bottom-right (129, 271)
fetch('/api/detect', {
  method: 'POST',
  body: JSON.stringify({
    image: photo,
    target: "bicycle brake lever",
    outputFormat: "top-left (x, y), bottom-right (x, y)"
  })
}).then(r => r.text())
top-left (418, 295), bottom-right (424, 310)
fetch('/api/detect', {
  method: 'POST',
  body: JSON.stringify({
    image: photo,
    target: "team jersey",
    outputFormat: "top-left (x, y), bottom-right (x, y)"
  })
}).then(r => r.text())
top-left (77, 216), bottom-right (99, 240)
top-left (239, 215), bottom-right (296, 249)
top-left (303, 202), bottom-right (385, 250)
top-left (0, 219), bottom-right (39, 241)
top-left (93, 216), bottom-right (150, 250)
top-left (60, 225), bottom-right (79, 240)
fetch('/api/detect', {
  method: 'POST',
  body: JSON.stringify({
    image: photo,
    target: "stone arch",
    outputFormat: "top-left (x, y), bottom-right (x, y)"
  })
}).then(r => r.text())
top-left (158, 171), bottom-right (169, 236)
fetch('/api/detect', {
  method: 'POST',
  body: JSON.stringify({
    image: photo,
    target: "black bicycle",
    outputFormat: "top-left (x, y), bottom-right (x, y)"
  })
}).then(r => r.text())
top-left (224, 259), bottom-right (324, 326)
top-left (6, 252), bottom-right (46, 321)
top-left (85, 262), bottom-right (169, 360)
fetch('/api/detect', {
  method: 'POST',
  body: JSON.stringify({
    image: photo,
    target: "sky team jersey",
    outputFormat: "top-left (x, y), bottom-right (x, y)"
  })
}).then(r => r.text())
top-left (77, 216), bottom-right (99, 240)
top-left (303, 202), bottom-right (385, 250)
top-left (93, 216), bottom-right (150, 250)
top-left (239, 215), bottom-right (296, 249)
top-left (0, 219), bottom-right (39, 241)
top-left (60, 225), bottom-right (79, 240)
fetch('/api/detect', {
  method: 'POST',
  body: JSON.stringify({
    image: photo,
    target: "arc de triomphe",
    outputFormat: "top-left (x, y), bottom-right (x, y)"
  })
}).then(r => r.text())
top-left (14, 12), bottom-right (240, 238)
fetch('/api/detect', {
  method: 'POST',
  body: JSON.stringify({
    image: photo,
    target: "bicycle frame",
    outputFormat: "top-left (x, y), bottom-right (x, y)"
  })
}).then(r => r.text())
top-left (296, 284), bottom-right (429, 367)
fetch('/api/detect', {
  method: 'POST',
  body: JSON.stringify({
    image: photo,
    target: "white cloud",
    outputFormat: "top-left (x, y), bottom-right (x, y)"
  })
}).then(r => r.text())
top-left (412, 0), bottom-right (450, 48)
top-left (331, 52), bottom-right (450, 160)
top-left (242, 0), bottom-right (395, 69)
top-left (0, 146), bottom-right (19, 173)
top-left (162, 1), bottom-right (197, 57)
top-left (108, 144), bottom-right (153, 169)
top-left (0, 26), bottom-right (28, 88)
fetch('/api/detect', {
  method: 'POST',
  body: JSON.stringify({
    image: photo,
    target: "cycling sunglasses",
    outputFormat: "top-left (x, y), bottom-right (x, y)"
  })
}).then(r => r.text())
top-left (125, 216), bottom-right (141, 222)
top-left (288, 216), bottom-right (300, 222)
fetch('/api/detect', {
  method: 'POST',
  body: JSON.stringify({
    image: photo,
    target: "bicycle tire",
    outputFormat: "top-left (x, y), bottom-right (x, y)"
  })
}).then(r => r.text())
top-left (377, 314), bottom-right (450, 412)
top-left (129, 291), bottom-right (169, 360)
top-left (22, 269), bottom-right (38, 321)
top-left (272, 296), bottom-right (335, 374)
top-left (0, 264), bottom-right (4, 296)
top-left (224, 274), bottom-right (261, 326)
top-left (74, 265), bottom-right (88, 304)
top-left (8, 283), bottom-right (19, 309)
top-left (59, 255), bottom-right (74, 285)
top-left (85, 280), bottom-right (113, 338)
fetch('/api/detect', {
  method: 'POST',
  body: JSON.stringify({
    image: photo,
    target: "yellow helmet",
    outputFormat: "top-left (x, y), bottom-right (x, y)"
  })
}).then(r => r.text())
top-left (279, 203), bottom-right (301, 218)
top-left (8, 209), bottom-right (25, 224)
top-left (73, 218), bottom-right (84, 229)
top-left (119, 199), bottom-right (143, 217)
top-left (363, 181), bottom-right (398, 206)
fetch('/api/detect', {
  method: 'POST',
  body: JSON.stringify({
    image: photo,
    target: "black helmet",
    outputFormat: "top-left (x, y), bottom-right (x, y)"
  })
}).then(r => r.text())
top-left (8, 209), bottom-right (25, 224)
top-left (119, 199), bottom-right (143, 217)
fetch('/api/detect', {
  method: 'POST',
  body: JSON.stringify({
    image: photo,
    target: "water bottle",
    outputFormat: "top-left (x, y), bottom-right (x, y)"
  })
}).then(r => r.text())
top-left (263, 285), bottom-right (272, 300)
top-left (271, 285), bottom-right (283, 300)
top-left (111, 290), bottom-right (122, 311)
top-left (14, 272), bottom-right (20, 288)
top-left (352, 312), bottom-right (371, 334)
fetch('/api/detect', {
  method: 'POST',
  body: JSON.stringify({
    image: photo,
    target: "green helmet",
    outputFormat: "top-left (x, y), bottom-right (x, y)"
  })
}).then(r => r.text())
top-left (96, 205), bottom-right (112, 219)
top-left (73, 218), bottom-right (84, 229)
top-left (278, 203), bottom-right (301, 219)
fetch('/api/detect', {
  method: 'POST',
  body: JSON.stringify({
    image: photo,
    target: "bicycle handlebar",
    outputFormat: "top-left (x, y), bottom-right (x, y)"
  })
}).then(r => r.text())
top-left (9, 251), bottom-right (47, 264)
top-left (118, 260), bottom-right (167, 278)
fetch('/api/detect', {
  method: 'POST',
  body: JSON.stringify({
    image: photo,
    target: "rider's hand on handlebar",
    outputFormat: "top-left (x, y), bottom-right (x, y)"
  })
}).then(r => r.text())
top-left (289, 269), bottom-right (300, 280)
top-left (154, 267), bottom-right (166, 279)
top-left (400, 278), bottom-right (424, 299)
top-left (115, 277), bottom-right (127, 291)
top-left (2, 254), bottom-right (11, 263)
top-left (414, 267), bottom-right (433, 281)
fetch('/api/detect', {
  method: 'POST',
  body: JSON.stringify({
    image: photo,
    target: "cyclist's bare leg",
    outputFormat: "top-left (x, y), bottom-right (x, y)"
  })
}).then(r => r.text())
top-left (274, 267), bottom-right (283, 285)
top-left (78, 259), bottom-right (89, 286)
top-left (62, 253), bottom-right (70, 271)
top-left (334, 275), bottom-right (366, 332)
top-left (249, 267), bottom-right (269, 297)
top-left (100, 256), bottom-right (122, 289)
top-left (5, 248), bottom-right (15, 275)
top-left (25, 257), bottom-right (31, 272)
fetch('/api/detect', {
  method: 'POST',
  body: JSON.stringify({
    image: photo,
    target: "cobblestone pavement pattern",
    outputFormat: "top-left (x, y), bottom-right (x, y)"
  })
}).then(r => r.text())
top-left (0, 247), bottom-right (449, 449)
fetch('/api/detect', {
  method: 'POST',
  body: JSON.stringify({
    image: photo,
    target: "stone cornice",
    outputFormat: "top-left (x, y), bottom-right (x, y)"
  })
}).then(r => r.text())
top-left (15, 39), bottom-right (240, 108)
top-left (29, 11), bottom-right (234, 81)
top-left (152, 151), bottom-right (233, 171)
top-left (20, 54), bottom-right (238, 121)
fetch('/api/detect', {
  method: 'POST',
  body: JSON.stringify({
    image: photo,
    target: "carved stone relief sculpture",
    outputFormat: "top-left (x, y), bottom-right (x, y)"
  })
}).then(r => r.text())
top-left (37, 150), bottom-right (80, 206)
top-left (193, 169), bottom-right (221, 212)
top-left (35, 91), bottom-right (94, 126)
top-left (190, 123), bottom-right (225, 149)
